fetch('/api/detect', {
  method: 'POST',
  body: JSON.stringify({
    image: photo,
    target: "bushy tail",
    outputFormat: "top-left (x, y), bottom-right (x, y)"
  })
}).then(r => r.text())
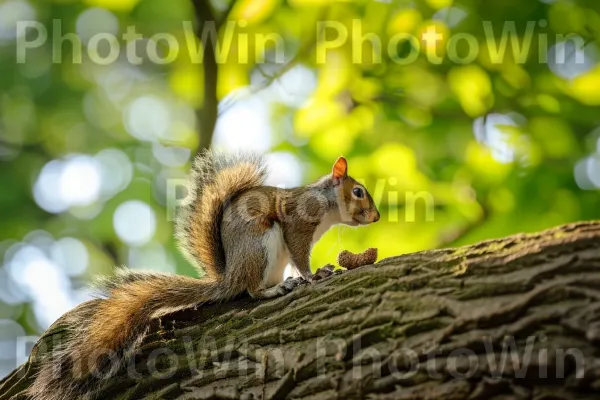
top-left (175, 150), bottom-right (267, 278)
top-left (28, 269), bottom-right (222, 400)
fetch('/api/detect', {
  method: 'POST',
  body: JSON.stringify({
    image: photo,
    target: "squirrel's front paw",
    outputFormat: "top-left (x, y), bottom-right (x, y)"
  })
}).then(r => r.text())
top-left (312, 264), bottom-right (335, 281)
top-left (278, 276), bottom-right (309, 295)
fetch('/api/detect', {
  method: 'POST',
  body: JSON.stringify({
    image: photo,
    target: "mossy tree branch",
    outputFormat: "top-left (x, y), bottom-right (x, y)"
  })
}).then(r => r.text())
top-left (2, 221), bottom-right (600, 399)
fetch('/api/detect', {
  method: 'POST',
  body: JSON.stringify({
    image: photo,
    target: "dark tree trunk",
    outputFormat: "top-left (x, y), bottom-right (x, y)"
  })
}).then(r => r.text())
top-left (2, 221), bottom-right (600, 399)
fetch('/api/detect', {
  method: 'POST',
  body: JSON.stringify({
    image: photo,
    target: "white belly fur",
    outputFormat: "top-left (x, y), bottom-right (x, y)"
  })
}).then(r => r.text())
top-left (312, 210), bottom-right (341, 246)
top-left (263, 211), bottom-right (341, 287)
top-left (262, 223), bottom-right (290, 287)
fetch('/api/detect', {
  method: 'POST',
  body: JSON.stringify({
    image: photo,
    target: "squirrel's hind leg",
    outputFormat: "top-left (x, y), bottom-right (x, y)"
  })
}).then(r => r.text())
top-left (223, 218), bottom-right (303, 299)
top-left (249, 222), bottom-right (310, 298)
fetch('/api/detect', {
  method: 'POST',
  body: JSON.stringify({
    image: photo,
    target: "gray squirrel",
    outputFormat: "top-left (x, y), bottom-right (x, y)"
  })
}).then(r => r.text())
top-left (27, 150), bottom-right (380, 400)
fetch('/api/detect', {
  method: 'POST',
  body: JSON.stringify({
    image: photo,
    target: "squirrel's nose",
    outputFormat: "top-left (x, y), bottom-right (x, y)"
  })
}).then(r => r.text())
top-left (372, 212), bottom-right (380, 222)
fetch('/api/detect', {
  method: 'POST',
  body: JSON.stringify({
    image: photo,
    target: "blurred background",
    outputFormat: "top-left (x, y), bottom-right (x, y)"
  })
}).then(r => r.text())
top-left (1, 0), bottom-right (600, 379)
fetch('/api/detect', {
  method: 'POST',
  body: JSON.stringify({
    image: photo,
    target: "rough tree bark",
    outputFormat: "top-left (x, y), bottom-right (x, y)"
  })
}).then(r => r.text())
top-left (1, 221), bottom-right (600, 400)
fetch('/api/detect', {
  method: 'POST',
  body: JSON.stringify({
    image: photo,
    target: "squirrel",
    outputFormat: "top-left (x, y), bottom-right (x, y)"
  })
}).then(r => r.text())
top-left (26, 150), bottom-right (380, 400)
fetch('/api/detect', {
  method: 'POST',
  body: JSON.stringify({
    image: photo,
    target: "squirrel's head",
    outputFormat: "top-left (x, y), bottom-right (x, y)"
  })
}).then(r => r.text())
top-left (331, 157), bottom-right (380, 226)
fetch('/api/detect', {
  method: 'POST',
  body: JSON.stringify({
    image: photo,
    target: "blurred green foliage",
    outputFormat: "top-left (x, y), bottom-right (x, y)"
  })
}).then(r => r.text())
top-left (1, 0), bottom-right (600, 369)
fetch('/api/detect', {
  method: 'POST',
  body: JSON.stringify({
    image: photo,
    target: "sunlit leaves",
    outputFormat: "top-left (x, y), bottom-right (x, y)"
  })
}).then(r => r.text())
top-left (535, 94), bottom-right (560, 113)
top-left (449, 65), bottom-right (493, 117)
top-left (387, 65), bottom-right (445, 108)
top-left (169, 63), bottom-right (203, 107)
top-left (84, 0), bottom-right (140, 12)
top-left (295, 98), bottom-right (345, 136)
top-left (417, 20), bottom-right (449, 59)
top-left (488, 187), bottom-right (515, 214)
top-left (569, 65), bottom-right (600, 105)
top-left (230, 0), bottom-right (281, 25)
top-left (548, 2), bottom-right (588, 36)
top-left (371, 144), bottom-right (430, 192)
top-left (217, 61), bottom-right (250, 99)
top-left (387, 9), bottom-right (422, 36)
top-left (426, 0), bottom-right (453, 11)
top-left (314, 50), bottom-right (353, 97)
top-left (499, 64), bottom-right (530, 91)
top-left (465, 142), bottom-right (511, 184)
top-left (529, 117), bottom-right (578, 159)
top-left (288, 0), bottom-right (338, 6)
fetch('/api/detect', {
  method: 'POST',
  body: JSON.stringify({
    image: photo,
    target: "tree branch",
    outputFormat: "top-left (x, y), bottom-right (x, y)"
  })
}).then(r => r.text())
top-left (190, 0), bottom-right (236, 152)
top-left (3, 221), bottom-right (600, 399)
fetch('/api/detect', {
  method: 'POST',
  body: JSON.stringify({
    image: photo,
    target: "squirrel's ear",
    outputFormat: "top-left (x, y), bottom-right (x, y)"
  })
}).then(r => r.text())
top-left (332, 157), bottom-right (348, 181)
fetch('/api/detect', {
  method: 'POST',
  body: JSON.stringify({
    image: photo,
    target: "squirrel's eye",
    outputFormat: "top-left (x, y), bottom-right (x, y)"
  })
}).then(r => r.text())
top-left (353, 187), bottom-right (364, 198)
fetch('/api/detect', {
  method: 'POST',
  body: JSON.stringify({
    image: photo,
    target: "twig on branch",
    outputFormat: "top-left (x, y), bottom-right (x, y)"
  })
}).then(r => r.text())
top-left (217, 0), bottom-right (236, 27)
top-left (218, 6), bottom-right (330, 117)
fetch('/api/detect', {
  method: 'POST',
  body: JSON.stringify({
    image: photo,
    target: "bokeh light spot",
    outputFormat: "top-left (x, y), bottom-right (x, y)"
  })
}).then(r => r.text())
top-left (0, 0), bottom-right (36, 41)
top-left (265, 152), bottom-right (302, 188)
top-left (59, 155), bottom-right (102, 207)
top-left (125, 96), bottom-right (171, 141)
top-left (76, 7), bottom-right (119, 44)
top-left (113, 200), bottom-right (156, 246)
top-left (50, 238), bottom-right (89, 277)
